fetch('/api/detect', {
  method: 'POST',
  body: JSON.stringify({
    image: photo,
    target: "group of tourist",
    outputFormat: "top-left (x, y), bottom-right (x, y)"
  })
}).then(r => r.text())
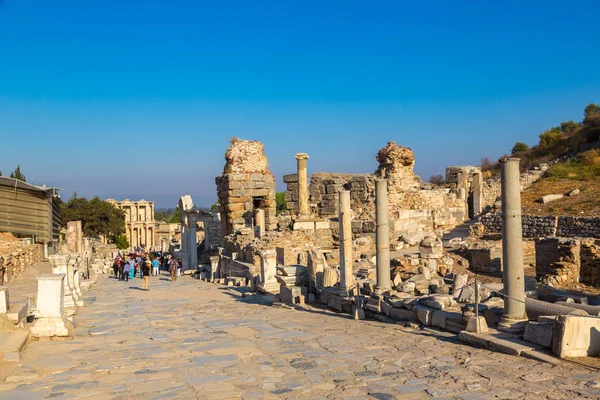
top-left (112, 251), bottom-right (184, 290)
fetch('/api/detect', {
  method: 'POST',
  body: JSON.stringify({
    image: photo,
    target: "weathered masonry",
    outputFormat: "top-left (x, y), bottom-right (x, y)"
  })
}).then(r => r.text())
top-left (0, 176), bottom-right (62, 255)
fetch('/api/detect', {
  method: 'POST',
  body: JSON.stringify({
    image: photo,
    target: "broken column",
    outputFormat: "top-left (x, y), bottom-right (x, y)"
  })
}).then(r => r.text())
top-left (31, 274), bottom-right (74, 338)
top-left (375, 179), bottom-right (391, 293)
top-left (295, 153), bottom-right (310, 217)
top-left (48, 254), bottom-right (77, 314)
top-left (254, 208), bottom-right (265, 238)
top-left (339, 190), bottom-right (354, 294)
top-left (498, 158), bottom-right (528, 333)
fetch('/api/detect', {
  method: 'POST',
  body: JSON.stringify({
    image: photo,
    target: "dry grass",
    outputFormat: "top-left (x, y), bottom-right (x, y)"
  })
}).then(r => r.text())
top-left (521, 178), bottom-right (600, 217)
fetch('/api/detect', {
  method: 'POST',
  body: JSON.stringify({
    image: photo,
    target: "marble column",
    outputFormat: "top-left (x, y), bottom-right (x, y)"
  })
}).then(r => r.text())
top-left (254, 209), bottom-right (265, 238)
top-left (189, 217), bottom-right (198, 269)
top-left (31, 274), bottom-right (73, 337)
top-left (295, 153), bottom-right (310, 217)
top-left (375, 179), bottom-right (391, 293)
top-left (339, 190), bottom-right (354, 294)
top-left (498, 157), bottom-right (528, 333)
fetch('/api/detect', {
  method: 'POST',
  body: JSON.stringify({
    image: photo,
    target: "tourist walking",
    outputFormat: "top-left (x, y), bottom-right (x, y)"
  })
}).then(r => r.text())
top-left (177, 258), bottom-right (182, 278)
top-left (123, 261), bottom-right (131, 282)
top-left (168, 257), bottom-right (178, 282)
top-left (129, 258), bottom-right (136, 280)
top-left (152, 256), bottom-right (159, 276)
top-left (142, 259), bottom-right (151, 290)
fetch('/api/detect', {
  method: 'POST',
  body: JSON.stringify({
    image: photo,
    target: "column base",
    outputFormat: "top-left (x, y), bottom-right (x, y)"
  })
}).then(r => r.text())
top-left (31, 316), bottom-right (74, 338)
top-left (466, 316), bottom-right (489, 333)
top-left (498, 316), bottom-right (528, 334)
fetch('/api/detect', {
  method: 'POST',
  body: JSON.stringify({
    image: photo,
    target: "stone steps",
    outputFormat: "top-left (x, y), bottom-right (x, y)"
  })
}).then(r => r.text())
top-left (0, 330), bottom-right (30, 361)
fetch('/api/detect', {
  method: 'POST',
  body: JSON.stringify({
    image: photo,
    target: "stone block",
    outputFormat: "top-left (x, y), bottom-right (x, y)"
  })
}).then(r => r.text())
top-left (553, 315), bottom-right (600, 358)
top-left (0, 287), bottom-right (8, 314)
top-left (283, 174), bottom-right (298, 183)
top-left (381, 301), bottom-right (392, 317)
top-left (280, 286), bottom-right (302, 305)
top-left (293, 221), bottom-right (315, 230)
top-left (6, 302), bottom-right (27, 325)
top-left (524, 321), bottom-right (554, 348)
top-left (413, 305), bottom-right (435, 326)
top-left (390, 307), bottom-right (415, 322)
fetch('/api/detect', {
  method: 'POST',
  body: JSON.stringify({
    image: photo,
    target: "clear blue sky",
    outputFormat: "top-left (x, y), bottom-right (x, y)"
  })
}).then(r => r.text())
top-left (1, 1), bottom-right (599, 208)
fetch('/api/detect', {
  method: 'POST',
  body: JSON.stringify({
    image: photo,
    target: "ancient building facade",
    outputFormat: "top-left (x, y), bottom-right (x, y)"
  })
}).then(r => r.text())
top-left (154, 222), bottom-right (180, 252)
top-left (215, 139), bottom-right (277, 236)
top-left (106, 199), bottom-right (155, 248)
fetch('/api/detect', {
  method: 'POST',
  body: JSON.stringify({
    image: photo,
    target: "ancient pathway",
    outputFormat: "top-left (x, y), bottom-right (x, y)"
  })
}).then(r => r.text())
top-left (1, 273), bottom-right (600, 400)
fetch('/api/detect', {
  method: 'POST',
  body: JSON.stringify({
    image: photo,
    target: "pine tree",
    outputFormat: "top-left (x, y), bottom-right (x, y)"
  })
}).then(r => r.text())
top-left (10, 165), bottom-right (26, 182)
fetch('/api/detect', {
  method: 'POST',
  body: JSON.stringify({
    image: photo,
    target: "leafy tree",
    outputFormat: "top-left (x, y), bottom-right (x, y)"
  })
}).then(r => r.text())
top-left (154, 210), bottom-right (172, 222)
top-left (539, 127), bottom-right (562, 149)
top-left (114, 235), bottom-right (130, 250)
top-left (276, 192), bottom-right (287, 214)
top-left (428, 174), bottom-right (445, 185)
top-left (511, 142), bottom-right (529, 153)
top-left (10, 164), bottom-right (26, 182)
top-left (560, 120), bottom-right (580, 134)
top-left (169, 210), bottom-right (181, 223)
top-left (584, 103), bottom-right (600, 125)
top-left (61, 196), bottom-right (126, 240)
top-left (210, 201), bottom-right (219, 213)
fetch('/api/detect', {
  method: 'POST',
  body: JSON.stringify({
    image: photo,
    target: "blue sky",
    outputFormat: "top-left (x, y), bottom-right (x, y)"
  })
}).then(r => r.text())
top-left (1, 1), bottom-right (599, 208)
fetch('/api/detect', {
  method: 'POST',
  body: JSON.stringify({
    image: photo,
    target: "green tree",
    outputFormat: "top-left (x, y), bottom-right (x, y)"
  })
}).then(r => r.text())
top-left (114, 234), bottom-right (130, 250)
top-left (169, 210), bottom-right (181, 223)
top-left (428, 174), bottom-right (445, 185)
top-left (61, 196), bottom-right (126, 240)
top-left (584, 103), bottom-right (600, 121)
top-left (511, 142), bottom-right (529, 153)
top-left (539, 127), bottom-right (562, 149)
top-left (276, 192), bottom-right (287, 214)
top-left (560, 120), bottom-right (580, 134)
top-left (154, 210), bottom-right (172, 222)
top-left (210, 201), bottom-right (219, 213)
top-left (10, 164), bottom-right (26, 182)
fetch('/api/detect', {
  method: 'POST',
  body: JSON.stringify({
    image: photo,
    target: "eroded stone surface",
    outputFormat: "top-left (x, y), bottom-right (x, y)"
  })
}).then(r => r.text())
top-left (1, 273), bottom-right (599, 399)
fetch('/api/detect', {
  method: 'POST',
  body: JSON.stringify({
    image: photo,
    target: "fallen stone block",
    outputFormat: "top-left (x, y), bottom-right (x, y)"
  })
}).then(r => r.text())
top-left (431, 310), bottom-right (462, 330)
top-left (413, 305), bottom-right (435, 326)
top-left (524, 321), bottom-right (554, 348)
top-left (390, 307), bottom-right (415, 322)
top-left (553, 315), bottom-right (600, 358)
top-left (537, 194), bottom-right (563, 204)
top-left (280, 286), bottom-right (302, 305)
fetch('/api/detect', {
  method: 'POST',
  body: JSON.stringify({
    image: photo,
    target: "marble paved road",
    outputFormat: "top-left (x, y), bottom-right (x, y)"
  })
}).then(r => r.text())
top-left (1, 272), bottom-right (600, 400)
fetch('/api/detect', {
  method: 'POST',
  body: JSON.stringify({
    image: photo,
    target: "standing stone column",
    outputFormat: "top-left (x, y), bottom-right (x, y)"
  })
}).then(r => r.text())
top-left (31, 274), bottom-right (73, 337)
top-left (498, 158), bottom-right (528, 333)
top-left (375, 179), bottom-right (391, 293)
top-left (339, 190), bottom-right (354, 294)
top-left (254, 209), bottom-right (265, 238)
top-left (189, 217), bottom-right (198, 269)
top-left (295, 153), bottom-right (310, 217)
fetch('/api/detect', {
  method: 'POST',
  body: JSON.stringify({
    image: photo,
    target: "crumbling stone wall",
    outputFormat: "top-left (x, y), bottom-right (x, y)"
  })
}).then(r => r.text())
top-left (535, 238), bottom-right (580, 285)
top-left (283, 141), bottom-right (470, 238)
top-left (580, 239), bottom-right (600, 285)
top-left (216, 139), bottom-right (277, 236)
top-left (481, 213), bottom-right (600, 239)
top-left (0, 234), bottom-right (44, 284)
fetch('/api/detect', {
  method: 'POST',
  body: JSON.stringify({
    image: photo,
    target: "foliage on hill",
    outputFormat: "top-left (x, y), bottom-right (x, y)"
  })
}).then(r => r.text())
top-left (61, 196), bottom-right (126, 239)
top-left (481, 103), bottom-right (600, 176)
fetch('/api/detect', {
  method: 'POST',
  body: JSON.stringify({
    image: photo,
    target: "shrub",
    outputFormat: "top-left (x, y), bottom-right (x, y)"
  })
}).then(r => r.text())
top-left (539, 127), bottom-right (563, 149)
top-left (429, 174), bottom-right (445, 185)
top-left (511, 142), bottom-right (529, 154)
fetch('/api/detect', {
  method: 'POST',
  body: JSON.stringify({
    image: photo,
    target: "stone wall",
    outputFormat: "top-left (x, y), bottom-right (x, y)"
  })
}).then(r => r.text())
top-left (480, 213), bottom-right (600, 239)
top-left (216, 140), bottom-right (277, 236)
top-left (0, 241), bottom-right (44, 284)
top-left (580, 239), bottom-right (600, 285)
top-left (535, 238), bottom-right (580, 285)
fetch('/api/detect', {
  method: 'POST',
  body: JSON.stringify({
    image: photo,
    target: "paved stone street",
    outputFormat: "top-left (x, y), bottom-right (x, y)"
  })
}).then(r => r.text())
top-left (1, 272), bottom-right (600, 400)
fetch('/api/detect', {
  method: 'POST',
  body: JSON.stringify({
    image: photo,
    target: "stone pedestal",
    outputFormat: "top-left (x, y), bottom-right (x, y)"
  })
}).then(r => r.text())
top-left (209, 256), bottom-right (220, 281)
top-left (498, 158), bottom-right (528, 333)
top-left (73, 270), bottom-right (84, 307)
top-left (31, 274), bottom-right (74, 338)
top-left (375, 179), bottom-right (391, 293)
top-left (254, 209), bottom-right (266, 238)
top-left (258, 250), bottom-right (279, 293)
top-left (339, 190), bottom-right (354, 294)
top-left (0, 287), bottom-right (8, 313)
top-left (295, 153), bottom-right (310, 217)
top-left (49, 254), bottom-right (77, 314)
